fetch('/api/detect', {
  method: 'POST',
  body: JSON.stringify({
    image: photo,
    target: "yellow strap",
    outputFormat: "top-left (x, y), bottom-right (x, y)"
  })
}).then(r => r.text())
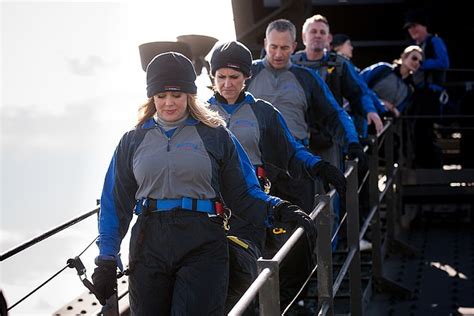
top-left (272, 227), bottom-right (287, 235)
top-left (227, 235), bottom-right (249, 249)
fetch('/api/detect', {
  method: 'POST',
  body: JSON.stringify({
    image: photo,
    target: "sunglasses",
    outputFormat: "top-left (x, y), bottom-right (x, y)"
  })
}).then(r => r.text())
top-left (410, 55), bottom-right (422, 63)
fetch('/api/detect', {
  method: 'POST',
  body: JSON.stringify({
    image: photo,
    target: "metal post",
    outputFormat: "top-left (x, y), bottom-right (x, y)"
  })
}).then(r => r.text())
top-left (369, 137), bottom-right (413, 299)
top-left (257, 259), bottom-right (280, 316)
top-left (368, 135), bottom-right (383, 280)
top-left (386, 121), bottom-right (420, 258)
top-left (345, 160), bottom-right (362, 316)
top-left (384, 120), bottom-right (396, 242)
top-left (315, 194), bottom-right (334, 316)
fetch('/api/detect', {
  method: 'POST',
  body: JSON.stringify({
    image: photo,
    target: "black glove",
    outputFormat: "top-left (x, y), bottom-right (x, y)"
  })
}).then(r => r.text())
top-left (91, 258), bottom-right (117, 305)
top-left (273, 201), bottom-right (317, 250)
top-left (311, 161), bottom-right (346, 198)
top-left (346, 142), bottom-right (369, 181)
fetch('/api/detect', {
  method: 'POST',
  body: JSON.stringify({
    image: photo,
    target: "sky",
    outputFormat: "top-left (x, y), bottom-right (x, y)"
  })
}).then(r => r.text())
top-left (0, 0), bottom-right (236, 314)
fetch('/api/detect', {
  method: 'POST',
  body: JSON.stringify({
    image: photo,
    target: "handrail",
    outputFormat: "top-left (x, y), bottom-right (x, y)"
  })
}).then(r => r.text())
top-left (0, 207), bottom-right (99, 261)
top-left (230, 120), bottom-right (402, 316)
top-left (228, 268), bottom-right (272, 316)
top-left (2, 119), bottom-right (408, 314)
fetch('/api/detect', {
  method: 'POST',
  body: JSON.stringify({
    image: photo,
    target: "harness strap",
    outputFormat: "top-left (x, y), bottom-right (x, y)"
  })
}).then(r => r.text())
top-left (134, 197), bottom-right (218, 215)
top-left (256, 166), bottom-right (266, 178)
top-left (296, 137), bottom-right (310, 147)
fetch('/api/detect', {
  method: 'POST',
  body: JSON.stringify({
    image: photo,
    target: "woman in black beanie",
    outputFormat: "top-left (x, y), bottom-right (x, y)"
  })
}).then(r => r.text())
top-left (209, 41), bottom-right (346, 314)
top-left (90, 51), bottom-right (318, 315)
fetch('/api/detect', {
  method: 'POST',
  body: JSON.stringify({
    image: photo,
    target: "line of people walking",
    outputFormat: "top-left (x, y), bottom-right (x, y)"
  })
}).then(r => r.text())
top-left (90, 7), bottom-right (449, 316)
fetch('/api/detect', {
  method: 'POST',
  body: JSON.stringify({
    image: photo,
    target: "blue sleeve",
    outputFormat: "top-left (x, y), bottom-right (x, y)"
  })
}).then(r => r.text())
top-left (369, 89), bottom-right (387, 114)
top-left (308, 69), bottom-right (359, 145)
top-left (342, 60), bottom-right (377, 114)
top-left (98, 133), bottom-right (137, 260)
top-left (360, 62), bottom-right (389, 87)
top-left (219, 129), bottom-right (281, 224)
top-left (421, 36), bottom-right (449, 70)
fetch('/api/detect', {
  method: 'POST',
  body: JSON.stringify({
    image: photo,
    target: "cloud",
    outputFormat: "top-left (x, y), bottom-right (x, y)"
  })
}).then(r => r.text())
top-left (66, 55), bottom-right (111, 76)
top-left (0, 229), bottom-right (26, 252)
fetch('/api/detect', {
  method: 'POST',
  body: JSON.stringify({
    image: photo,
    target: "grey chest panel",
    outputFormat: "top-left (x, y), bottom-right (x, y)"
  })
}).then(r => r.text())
top-left (248, 70), bottom-right (309, 140)
top-left (373, 74), bottom-right (409, 107)
top-left (132, 127), bottom-right (214, 200)
top-left (216, 104), bottom-right (262, 166)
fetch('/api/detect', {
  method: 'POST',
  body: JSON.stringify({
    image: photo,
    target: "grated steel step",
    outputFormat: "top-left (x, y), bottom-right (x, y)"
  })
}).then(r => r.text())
top-left (366, 220), bottom-right (474, 316)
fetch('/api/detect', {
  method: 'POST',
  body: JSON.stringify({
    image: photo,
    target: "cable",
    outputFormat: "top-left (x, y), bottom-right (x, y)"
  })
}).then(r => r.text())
top-left (7, 236), bottom-right (98, 311)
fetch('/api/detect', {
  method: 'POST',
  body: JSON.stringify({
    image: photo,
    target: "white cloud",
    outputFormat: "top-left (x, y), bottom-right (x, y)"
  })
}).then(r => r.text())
top-left (1, 1), bottom-right (235, 313)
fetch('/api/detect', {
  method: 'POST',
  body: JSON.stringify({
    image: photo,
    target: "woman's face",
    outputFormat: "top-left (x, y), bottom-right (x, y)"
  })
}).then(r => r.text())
top-left (214, 68), bottom-right (248, 104)
top-left (402, 51), bottom-right (423, 73)
top-left (153, 92), bottom-right (188, 122)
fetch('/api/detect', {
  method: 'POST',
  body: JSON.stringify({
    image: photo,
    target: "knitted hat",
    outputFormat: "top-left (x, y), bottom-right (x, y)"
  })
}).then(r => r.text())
top-left (210, 41), bottom-right (252, 77)
top-left (146, 52), bottom-right (197, 98)
top-left (331, 34), bottom-right (350, 49)
top-left (403, 9), bottom-right (429, 29)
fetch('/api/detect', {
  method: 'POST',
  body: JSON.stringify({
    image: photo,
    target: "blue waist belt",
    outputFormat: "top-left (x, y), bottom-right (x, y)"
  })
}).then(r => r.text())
top-left (134, 197), bottom-right (215, 215)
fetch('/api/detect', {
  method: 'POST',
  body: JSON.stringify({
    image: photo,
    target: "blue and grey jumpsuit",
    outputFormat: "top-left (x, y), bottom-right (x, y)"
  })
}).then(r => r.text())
top-left (291, 50), bottom-right (377, 138)
top-left (360, 62), bottom-right (415, 114)
top-left (209, 91), bottom-right (323, 314)
top-left (246, 58), bottom-right (358, 212)
top-left (245, 58), bottom-right (358, 308)
top-left (413, 34), bottom-right (449, 89)
top-left (97, 116), bottom-right (280, 315)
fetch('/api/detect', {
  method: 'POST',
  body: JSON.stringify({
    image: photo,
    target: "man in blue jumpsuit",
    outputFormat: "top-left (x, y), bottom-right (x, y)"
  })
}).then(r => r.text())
top-left (245, 19), bottom-right (363, 311)
top-left (291, 14), bottom-right (377, 167)
top-left (404, 8), bottom-right (450, 168)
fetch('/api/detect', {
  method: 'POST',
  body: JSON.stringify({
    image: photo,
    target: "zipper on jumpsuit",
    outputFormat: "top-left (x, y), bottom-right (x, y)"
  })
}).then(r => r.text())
top-left (155, 124), bottom-right (185, 152)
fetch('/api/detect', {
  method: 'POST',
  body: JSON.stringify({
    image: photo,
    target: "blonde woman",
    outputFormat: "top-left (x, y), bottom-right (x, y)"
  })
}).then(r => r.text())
top-left (361, 45), bottom-right (423, 117)
top-left (91, 52), bottom-right (315, 315)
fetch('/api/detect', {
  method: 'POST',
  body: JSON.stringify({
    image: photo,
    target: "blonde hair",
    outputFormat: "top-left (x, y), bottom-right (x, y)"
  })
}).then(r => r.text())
top-left (393, 45), bottom-right (424, 65)
top-left (302, 14), bottom-right (330, 34)
top-left (137, 94), bottom-right (225, 128)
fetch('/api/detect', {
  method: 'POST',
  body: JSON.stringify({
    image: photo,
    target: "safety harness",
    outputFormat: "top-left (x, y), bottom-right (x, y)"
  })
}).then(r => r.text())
top-left (256, 166), bottom-right (271, 194)
top-left (134, 197), bottom-right (220, 215)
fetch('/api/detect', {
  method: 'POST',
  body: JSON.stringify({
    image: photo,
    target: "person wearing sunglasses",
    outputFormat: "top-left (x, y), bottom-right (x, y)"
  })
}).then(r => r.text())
top-left (360, 45), bottom-right (424, 118)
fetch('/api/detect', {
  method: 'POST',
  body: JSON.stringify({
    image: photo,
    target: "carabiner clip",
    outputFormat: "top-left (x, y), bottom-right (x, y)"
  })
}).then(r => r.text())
top-left (272, 227), bottom-right (286, 235)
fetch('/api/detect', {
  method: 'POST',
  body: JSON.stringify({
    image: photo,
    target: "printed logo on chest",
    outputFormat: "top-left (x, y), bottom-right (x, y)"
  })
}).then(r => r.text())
top-left (233, 119), bottom-right (257, 128)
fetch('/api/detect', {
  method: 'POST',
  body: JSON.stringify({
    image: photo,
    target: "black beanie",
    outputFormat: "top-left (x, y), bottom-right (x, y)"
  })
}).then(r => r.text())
top-left (210, 41), bottom-right (252, 77)
top-left (403, 9), bottom-right (429, 29)
top-left (331, 34), bottom-right (350, 49)
top-left (146, 52), bottom-right (197, 98)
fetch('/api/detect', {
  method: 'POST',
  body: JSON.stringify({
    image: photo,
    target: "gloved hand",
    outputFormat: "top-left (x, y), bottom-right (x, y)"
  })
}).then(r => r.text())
top-left (311, 161), bottom-right (346, 199)
top-left (273, 201), bottom-right (317, 250)
top-left (91, 258), bottom-right (117, 305)
top-left (346, 142), bottom-right (369, 182)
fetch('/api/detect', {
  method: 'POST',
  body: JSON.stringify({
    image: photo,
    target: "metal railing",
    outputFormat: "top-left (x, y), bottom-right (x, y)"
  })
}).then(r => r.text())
top-left (229, 120), bottom-right (411, 315)
top-left (0, 208), bottom-right (100, 312)
top-left (1, 119), bottom-right (413, 315)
